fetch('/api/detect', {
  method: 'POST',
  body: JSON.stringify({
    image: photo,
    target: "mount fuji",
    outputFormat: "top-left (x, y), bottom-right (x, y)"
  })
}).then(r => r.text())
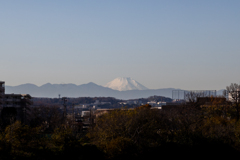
top-left (4, 77), bottom-right (225, 99)
top-left (104, 77), bottom-right (148, 91)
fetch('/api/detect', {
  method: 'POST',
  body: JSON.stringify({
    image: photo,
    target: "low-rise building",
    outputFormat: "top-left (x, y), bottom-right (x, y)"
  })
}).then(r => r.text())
top-left (0, 81), bottom-right (5, 108)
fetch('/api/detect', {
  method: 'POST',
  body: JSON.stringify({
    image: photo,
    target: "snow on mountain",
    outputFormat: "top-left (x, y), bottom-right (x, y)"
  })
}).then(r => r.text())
top-left (104, 77), bottom-right (148, 91)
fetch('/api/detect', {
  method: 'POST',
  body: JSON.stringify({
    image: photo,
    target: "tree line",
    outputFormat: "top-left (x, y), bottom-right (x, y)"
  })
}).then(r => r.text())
top-left (0, 83), bottom-right (240, 159)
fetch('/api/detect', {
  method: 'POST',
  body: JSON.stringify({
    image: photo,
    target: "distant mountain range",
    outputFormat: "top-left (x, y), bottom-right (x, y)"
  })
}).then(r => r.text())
top-left (5, 77), bottom-right (225, 100)
top-left (5, 83), bottom-right (176, 99)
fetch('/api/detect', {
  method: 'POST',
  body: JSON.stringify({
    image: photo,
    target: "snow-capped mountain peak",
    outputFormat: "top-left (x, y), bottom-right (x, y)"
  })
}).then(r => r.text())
top-left (105, 77), bottom-right (148, 91)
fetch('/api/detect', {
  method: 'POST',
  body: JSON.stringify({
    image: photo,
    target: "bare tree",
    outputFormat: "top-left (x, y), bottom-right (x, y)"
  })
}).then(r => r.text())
top-left (29, 105), bottom-right (62, 131)
top-left (224, 83), bottom-right (240, 121)
top-left (185, 91), bottom-right (205, 103)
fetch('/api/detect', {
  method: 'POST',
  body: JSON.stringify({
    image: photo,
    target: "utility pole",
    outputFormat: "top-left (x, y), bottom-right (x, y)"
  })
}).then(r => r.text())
top-left (89, 107), bottom-right (93, 129)
top-left (72, 103), bottom-right (75, 122)
top-left (23, 105), bottom-right (26, 125)
top-left (62, 97), bottom-right (67, 122)
top-left (161, 96), bottom-right (162, 107)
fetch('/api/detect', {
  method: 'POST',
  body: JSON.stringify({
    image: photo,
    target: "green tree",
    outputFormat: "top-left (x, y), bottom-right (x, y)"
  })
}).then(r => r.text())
top-left (0, 121), bottom-right (45, 159)
top-left (87, 105), bottom-right (162, 158)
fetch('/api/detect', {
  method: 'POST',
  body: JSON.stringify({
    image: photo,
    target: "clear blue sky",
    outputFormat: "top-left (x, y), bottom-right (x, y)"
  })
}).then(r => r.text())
top-left (1, 0), bottom-right (240, 90)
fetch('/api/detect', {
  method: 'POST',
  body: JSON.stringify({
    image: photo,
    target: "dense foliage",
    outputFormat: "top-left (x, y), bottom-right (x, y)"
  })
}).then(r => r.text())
top-left (87, 101), bottom-right (240, 159)
top-left (1, 95), bottom-right (240, 159)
